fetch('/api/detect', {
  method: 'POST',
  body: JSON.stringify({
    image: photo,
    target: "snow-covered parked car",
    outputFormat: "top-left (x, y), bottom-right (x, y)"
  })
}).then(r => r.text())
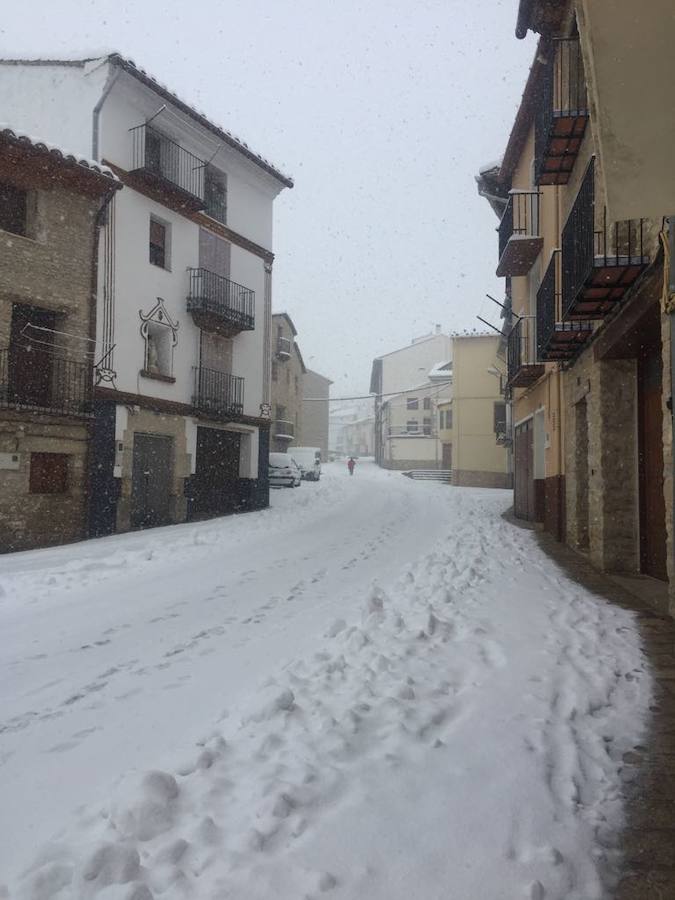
top-left (269, 452), bottom-right (302, 488)
top-left (290, 447), bottom-right (322, 481)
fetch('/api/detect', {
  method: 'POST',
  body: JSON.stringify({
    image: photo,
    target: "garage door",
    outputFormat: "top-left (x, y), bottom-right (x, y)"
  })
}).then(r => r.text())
top-left (189, 427), bottom-right (242, 520)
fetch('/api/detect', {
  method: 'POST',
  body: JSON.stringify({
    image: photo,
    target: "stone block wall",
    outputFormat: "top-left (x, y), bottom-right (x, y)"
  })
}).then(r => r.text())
top-left (564, 350), bottom-right (639, 573)
top-left (0, 185), bottom-right (97, 352)
top-left (0, 412), bottom-right (89, 552)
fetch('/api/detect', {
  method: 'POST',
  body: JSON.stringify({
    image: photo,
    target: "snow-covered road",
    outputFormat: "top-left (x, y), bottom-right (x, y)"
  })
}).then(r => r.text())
top-left (0, 462), bottom-right (652, 899)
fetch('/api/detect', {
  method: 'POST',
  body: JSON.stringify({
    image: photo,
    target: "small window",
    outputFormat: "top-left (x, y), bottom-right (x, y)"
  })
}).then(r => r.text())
top-left (30, 453), bottom-right (68, 494)
top-left (423, 397), bottom-right (431, 410)
top-left (423, 417), bottom-right (432, 435)
top-left (0, 182), bottom-right (27, 236)
top-left (272, 362), bottom-right (278, 382)
top-left (149, 217), bottom-right (170, 268)
top-left (446, 408), bottom-right (453, 429)
top-left (406, 419), bottom-right (418, 433)
top-left (276, 404), bottom-right (287, 420)
top-left (407, 397), bottom-right (418, 410)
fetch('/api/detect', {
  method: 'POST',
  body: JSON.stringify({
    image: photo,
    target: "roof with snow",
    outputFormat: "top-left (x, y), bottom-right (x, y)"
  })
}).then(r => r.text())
top-left (272, 312), bottom-right (298, 336)
top-left (0, 54), bottom-right (294, 189)
top-left (0, 124), bottom-right (119, 183)
top-left (427, 360), bottom-right (453, 380)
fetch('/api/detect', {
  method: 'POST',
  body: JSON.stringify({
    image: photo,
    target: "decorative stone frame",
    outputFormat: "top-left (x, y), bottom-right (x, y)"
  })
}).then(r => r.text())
top-left (139, 297), bottom-right (179, 382)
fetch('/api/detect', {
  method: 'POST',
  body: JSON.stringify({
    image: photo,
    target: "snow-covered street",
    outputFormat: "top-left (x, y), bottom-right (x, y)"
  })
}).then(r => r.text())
top-left (0, 462), bottom-right (652, 899)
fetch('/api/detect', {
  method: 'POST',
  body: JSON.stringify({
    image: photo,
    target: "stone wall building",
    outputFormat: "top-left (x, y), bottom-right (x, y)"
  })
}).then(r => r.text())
top-left (271, 313), bottom-right (306, 453)
top-left (301, 369), bottom-right (332, 459)
top-left (0, 127), bottom-right (119, 551)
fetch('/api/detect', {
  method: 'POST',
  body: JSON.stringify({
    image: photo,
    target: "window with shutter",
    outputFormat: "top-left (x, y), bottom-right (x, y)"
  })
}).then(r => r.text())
top-left (29, 453), bottom-right (69, 494)
top-left (0, 182), bottom-right (28, 236)
top-left (149, 218), bottom-right (169, 268)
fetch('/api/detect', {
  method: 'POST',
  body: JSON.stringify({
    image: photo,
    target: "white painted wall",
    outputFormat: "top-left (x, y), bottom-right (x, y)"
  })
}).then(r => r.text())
top-left (0, 60), bottom-right (108, 158)
top-left (380, 334), bottom-right (453, 396)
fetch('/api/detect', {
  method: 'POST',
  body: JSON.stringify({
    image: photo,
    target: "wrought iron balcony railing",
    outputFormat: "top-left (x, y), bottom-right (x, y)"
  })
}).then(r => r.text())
top-left (534, 38), bottom-right (589, 186)
top-left (273, 419), bottom-right (295, 440)
top-left (130, 124), bottom-right (206, 209)
top-left (0, 348), bottom-right (93, 417)
top-left (187, 268), bottom-right (255, 337)
top-left (193, 366), bottom-right (244, 419)
top-left (497, 191), bottom-right (543, 277)
top-left (537, 250), bottom-right (592, 362)
top-left (506, 317), bottom-right (544, 388)
top-left (276, 336), bottom-right (292, 358)
top-left (562, 157), bottom-right (648, 320)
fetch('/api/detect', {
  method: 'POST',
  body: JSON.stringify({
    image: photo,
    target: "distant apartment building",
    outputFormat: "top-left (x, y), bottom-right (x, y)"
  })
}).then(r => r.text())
top-left (341, 416), bottom-right (375, 457)
top-left (370, 330), bottom-right (454, 470)
top-left (437, 334), bottom-right (510, 487)
top-left (0, 53), bottom-right (292, 534)
top-left (271, 313), bottom-right (305, 452)
top-left (0, 128), bottom-right (119, 551)
top-left (301, 369), bottom-right (332, 458)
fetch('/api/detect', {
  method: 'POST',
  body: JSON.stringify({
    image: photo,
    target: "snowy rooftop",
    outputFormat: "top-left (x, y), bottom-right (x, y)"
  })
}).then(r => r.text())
top-left (0, 54), bottom-right (293, 188)
top-left (0, 124), bottom-right (118, 181)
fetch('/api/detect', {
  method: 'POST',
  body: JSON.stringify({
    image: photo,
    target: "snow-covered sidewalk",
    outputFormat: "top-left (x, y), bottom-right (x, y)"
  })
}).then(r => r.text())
top-left (0, 463), bottom-right (651, 899)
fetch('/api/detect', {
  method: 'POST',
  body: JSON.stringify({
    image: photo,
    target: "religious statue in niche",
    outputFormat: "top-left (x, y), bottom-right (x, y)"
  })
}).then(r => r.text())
top-left (139, 298), bottom-right (179, 378)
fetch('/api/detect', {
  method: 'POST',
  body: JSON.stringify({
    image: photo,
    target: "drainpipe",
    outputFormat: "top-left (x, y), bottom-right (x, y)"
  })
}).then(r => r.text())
top-left (667, 217), bottom-right (675, 604)
top-left (92, 66), bottom-right (121, 162)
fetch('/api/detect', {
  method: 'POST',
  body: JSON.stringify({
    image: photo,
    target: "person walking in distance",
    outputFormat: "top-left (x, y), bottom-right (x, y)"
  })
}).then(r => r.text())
top-left (347, 457), bottom-right (356, 476)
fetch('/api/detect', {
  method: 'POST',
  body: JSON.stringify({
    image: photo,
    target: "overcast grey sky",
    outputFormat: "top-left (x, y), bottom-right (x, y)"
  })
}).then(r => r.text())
top-left (1, 0), bottom-right (535, 396)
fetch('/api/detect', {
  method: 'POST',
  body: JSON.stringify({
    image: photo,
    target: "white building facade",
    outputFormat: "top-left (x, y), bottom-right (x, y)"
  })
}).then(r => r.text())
top-left (370, 332), bottom-right (453, 469)
top-left (0, 54), bottom-right (292, 531)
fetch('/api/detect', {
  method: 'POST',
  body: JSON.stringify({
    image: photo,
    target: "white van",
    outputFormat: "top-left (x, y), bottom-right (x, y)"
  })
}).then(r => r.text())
top-left (290, 447), bottom-right (322, 481)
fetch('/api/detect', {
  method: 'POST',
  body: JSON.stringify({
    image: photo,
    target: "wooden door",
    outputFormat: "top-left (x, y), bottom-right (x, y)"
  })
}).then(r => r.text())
top-left (638, 351), bottom-right (667, 580)
top-left (442, 443), bottom-right (452, 470)
top-left (514, 419), bottom-right (534, 520)
top-left (131, 434), bottom-right (173, 529)
top-left (9, 305), bottom-right (56, 407)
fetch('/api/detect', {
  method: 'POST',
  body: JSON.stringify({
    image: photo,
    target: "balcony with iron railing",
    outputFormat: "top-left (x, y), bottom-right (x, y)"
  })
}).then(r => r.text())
top-left (506, 317), bottom-right (544, 388)
top-left (0, 348), bottom-right (93, 418)
top-left (276, 336), bottom-right (292, 359)
top-left (562, 157), bottom-right (649, 320)
top-left (130, 123), bottom-right (206, 210)
top-left (273, 419), bottom-right (295, 441)
top-left (186, 268), bottom-right (255, 337)
top-left (537, 250), bottom-right (592, 362)
top-left (534, 38), bottom-right (589, 186)
top-left (497, 190), bottom-right (543, 277)
top-left (192, 366), bottom-right (244, 420)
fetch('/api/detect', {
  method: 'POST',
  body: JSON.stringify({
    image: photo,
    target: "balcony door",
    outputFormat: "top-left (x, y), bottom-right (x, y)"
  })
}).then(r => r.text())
top-left (199, 228), bottom-right (230, 276)
top-left (9, 304), bottom-right (57, 407)
top-left (189, 426), bottom-right (242, 519)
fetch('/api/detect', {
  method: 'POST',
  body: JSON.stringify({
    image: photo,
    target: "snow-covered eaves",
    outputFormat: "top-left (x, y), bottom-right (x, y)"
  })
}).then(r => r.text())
top-left (0, 124), bottom-right (119, 183)
top-left (107, 54), bottom-right (294, 189)
top-left (427, 360), bottom-right (453, 381)
top-left (272, 311), bottom-right (298, 337)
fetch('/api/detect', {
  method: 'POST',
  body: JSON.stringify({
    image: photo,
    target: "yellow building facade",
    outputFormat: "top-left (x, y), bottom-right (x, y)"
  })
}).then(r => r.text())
top-left (438, 335), bottom-right (509, 488)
